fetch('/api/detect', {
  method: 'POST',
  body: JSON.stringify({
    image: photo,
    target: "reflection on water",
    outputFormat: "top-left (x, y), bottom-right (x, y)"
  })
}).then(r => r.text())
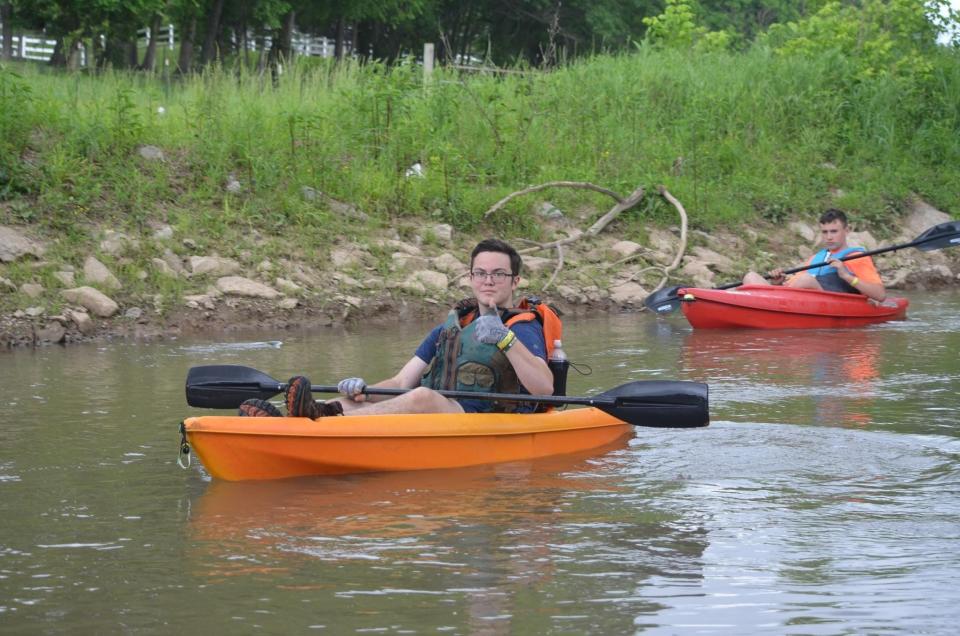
top-left (671, 292), bottom-right (960, 437)
top-left (680, 329), bottom-right (885, 428)
top-left (1, 290), bottom-right (959, 632)
top-left (191, 442), bottom-right (633, 544)
top-left (187, 445), bottom-right (706, 633)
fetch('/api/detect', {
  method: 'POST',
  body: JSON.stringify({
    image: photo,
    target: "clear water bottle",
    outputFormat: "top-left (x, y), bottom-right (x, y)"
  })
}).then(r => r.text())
top-left (548, 339), bottom-right (569, 396)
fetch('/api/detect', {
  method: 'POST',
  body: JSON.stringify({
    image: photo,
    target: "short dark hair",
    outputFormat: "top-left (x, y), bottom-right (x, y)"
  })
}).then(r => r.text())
top-left (471, 238), bottom-right (522, 276)
top-left (819, 208), bottom-right (848, 226)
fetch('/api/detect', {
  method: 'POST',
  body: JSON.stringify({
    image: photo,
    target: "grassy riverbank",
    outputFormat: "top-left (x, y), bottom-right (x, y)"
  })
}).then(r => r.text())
top-left (1, 46), bottom-right (959, 342)
top-left (5, 45), bottom-right (960, 229)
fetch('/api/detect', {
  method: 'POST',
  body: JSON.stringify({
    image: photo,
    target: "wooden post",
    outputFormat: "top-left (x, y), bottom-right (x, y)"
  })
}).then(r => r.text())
top-left (423, 42), bottom-right (434, 83)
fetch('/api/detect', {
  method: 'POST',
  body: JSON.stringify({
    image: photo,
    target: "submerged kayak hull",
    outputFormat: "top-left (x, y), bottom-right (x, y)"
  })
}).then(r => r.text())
top-left (183, 408), bottom-right (634, 481)
top-left (679, 285), bottom-right (908, 329)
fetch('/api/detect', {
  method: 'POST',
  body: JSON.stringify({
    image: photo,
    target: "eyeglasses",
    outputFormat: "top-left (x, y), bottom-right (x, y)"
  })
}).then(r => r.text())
top-left (470, 270), bottom-right (515, 282)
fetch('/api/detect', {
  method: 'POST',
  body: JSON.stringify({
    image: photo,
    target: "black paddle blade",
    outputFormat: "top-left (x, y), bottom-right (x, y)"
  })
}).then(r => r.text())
top-left (914, 221), bottom-right (960, 251)
top-left (597, 380), bottom-right (709, 428)
top-left (186, 365), bottom-right (283, 409)
top-left (643, 285), bottom-right (684, 314)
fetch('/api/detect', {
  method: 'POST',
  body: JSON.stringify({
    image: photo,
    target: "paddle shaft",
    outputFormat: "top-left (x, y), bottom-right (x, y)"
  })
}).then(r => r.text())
top-left (205, 378), bottom-right (686, 409)
top-left (184, 365), bottom-right (710, 428)
top-left (287, 383), bottom-right (643, 409)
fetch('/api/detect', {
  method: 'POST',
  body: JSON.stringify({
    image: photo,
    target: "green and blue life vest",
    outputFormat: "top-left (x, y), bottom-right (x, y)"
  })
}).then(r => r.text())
top-left (419, 298), bottom-right (560, 413)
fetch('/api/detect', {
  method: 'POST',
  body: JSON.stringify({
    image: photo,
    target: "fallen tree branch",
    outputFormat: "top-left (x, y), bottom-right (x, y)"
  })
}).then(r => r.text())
top-left (640, 186), bottom-right (689, 298)
top-left (478, 181), bottom-right (646, 292)
top-left (581, 247), bottom-right (659, 273)
top-left (484, 181), bottom-right (624, 219)
top-left (584, 186), bottom-right (646, 236)
top-left (511, 238), bottom-right (565, 291)
top-left (543, 243), bottom-right (564, 290)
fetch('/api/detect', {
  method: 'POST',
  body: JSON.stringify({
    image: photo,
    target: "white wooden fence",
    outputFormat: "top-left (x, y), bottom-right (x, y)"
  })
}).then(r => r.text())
top-left (0, 23), bottom-right (341, 67)
top-left (6, 34), bottom-right (64, 63)
top-left (137, 24), bottom-right (176, 49)
top-left (232, 32), bottom-right (341, 58)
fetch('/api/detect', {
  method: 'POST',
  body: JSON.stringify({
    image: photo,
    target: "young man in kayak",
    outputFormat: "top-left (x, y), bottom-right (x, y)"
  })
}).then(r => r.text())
top-left (742, 209), bottom-right (887, 302)
top-left (240, 238), bottom-right (554, 418)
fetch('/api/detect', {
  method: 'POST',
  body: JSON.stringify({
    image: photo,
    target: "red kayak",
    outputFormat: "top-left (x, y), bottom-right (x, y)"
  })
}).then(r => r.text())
top-left (678, 285), bottom-right (908, 329)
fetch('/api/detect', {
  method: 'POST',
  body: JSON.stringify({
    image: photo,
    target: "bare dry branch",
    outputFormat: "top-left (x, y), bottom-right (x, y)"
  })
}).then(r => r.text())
top-left (483, 181), bottom-right (624, 219)
top-left (585, 186), bottom-right (645, 236)
top-left (543, 244), bottom-right (564, 290)
top-left (475, 180), bottom-right (648, 294)
top-left (658, 185), bottom-right (689, 272)
top-left (582, 247), bottom-right (658, 272)
top-left (642, 185), bottom-right (689, 295)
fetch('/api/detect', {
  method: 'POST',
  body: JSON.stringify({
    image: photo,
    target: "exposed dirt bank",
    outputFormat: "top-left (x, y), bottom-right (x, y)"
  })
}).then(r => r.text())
top-left (2, 202), bottom-right (958, 350)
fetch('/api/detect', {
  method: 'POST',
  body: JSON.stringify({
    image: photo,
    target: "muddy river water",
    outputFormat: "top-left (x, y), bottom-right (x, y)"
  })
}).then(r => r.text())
top-left (2, 289), bottom-right (959, 633)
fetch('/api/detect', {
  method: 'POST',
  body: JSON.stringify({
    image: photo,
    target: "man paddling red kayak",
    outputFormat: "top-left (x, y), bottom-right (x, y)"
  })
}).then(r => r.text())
top-left (642, 217), bottom-right (958, 318)
top-left (742, 209), bottom-right (887, 302)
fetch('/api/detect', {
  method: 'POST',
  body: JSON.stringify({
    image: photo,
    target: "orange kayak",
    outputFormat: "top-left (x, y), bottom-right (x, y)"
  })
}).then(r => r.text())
top-left (182, 408), bottom-right (634, 481)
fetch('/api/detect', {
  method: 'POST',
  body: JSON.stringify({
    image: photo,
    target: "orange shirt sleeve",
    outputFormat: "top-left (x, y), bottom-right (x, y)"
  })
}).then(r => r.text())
top-left (846, 256), bottom-right (882, 284)
top-left (783, 255), bottom-right (814, 286)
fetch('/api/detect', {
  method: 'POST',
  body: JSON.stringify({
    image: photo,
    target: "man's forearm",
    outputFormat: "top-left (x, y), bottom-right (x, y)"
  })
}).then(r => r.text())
top-left (505, 343), bottom-right (554, 395)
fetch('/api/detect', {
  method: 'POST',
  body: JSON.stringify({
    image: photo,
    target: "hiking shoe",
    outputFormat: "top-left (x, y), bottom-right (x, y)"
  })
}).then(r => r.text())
top-left (286, 375), bottom-right (321, 418)
top-left (238, 398), bottom-right (283, 417)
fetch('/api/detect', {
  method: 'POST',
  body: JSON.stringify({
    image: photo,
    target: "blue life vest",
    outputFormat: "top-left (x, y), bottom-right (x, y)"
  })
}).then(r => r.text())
top-left (807, 246), bottom-right (866, 294)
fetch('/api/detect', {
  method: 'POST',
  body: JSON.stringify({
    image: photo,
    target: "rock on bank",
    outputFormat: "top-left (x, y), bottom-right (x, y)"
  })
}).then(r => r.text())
top-left (1, 199), bottom-right (958, 349)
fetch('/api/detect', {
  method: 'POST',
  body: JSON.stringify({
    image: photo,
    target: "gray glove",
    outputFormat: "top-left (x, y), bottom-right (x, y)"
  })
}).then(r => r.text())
top-left (473, 304), bottom-right (510, 345)
top-left (337, 377), bottom-right (367, 399)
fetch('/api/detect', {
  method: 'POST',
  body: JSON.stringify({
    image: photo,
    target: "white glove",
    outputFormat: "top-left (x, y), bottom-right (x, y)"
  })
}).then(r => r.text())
top-left (474, 303), bottom-right (510, 345)
top-left (337, 377), bottom-right (366, 400)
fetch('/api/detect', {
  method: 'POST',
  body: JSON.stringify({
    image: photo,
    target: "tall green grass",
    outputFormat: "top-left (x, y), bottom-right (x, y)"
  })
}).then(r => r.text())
top-left (2, 45), bottom-right (958, 244)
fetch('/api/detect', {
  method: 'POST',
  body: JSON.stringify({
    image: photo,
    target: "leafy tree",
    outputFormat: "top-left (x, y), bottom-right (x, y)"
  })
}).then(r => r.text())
top-left (101, 0), bottom-right (166, 69)
top-left (642, 0), bottom-right (732, 51)
top-left (11, 0), bottom-right (167, 68)
top-left (346, 0), bottom-right (430, 62)
top-left (763, 0), bottom-right (956, 79)
top-left (3, 0), bottom-right (954, 73)
top-left (431, 0), bottom-right (662, 66)
top-left (697, 0), bottom-right (813, 45)
top-left (582, 0), bottom-right (659, 49)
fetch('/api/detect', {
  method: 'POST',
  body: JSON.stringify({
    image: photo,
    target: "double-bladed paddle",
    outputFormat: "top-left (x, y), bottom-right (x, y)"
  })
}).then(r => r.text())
top-left (185, 364), bottom-right (709, 429)
top-left (643, 220), bottom-right (960, 315)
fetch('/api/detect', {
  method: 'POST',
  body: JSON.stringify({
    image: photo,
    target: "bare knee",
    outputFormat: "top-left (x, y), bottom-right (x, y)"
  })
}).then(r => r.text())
top-left (786, 272), bottom-right (821, 289)
top-left (742, 271), bottom-right (769, 286)
top-left (345, 386), bottom-right (462, 416)
top-left (406, 387), bottom-right (461, 413)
